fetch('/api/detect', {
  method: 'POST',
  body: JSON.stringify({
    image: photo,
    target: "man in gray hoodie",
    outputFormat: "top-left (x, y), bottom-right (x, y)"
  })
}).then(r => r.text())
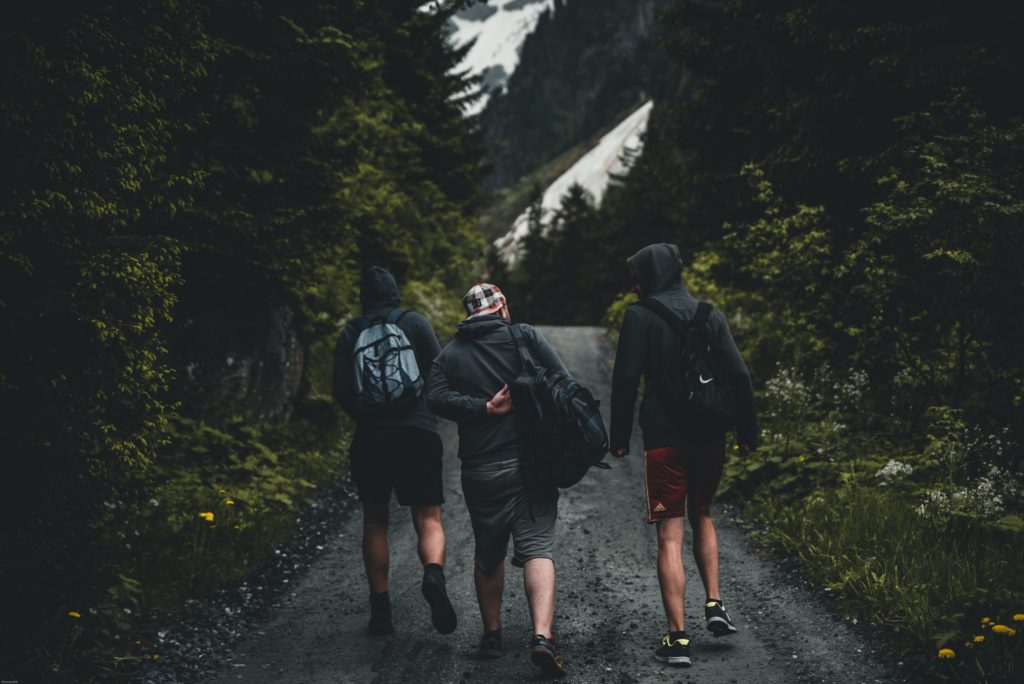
top-left (333, 266), bottom-right (457, 637)
top-left (610, 243), bottom-right (757, 667)
top-left (428, 283), bottom-right (568, 678)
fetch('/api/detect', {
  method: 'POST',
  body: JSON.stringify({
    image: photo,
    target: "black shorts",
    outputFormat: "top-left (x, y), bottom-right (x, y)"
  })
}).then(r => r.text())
top-left (349, 426), bottom-right (444, 506)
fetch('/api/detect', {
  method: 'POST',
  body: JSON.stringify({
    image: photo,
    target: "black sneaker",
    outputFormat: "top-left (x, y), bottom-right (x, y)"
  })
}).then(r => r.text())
top-left (705, 599), bottom-right (738, 636)
top-left (368, 592), bottom-right (393, 636)
top-left (478, 629), bottom-right (504, 659)
top-left (421, 566), bottom-right (458, 635)
top-left (654, 632), bottom-right (691, 666)
top-left (530, 634), bottom-right (567, 678)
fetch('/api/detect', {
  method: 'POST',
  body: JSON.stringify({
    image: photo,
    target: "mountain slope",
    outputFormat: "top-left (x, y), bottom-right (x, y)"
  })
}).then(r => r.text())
top-left (448, 0), bottom-right (554, 116)
top-left (479, 0), bottom-right (669, 190)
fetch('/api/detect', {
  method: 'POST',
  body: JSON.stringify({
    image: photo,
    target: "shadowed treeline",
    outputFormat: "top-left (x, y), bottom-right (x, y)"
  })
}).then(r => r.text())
top-left (0, 1), bottom-right (484, 679)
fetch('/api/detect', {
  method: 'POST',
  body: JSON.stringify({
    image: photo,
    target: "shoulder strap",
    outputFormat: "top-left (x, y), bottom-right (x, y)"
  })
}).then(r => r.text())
top-left (634, 298), bottom-right (713, 338)
top-left (509, 323), bottom-right (538, 373)
top-left (384, 308), bottom-right (406, 325)
top-left (693, 302), bottom-right (713, 327)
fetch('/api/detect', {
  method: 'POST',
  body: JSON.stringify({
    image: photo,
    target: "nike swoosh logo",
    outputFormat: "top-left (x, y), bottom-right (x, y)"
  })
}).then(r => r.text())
top-left (699, 375), bottom-right (713, 384)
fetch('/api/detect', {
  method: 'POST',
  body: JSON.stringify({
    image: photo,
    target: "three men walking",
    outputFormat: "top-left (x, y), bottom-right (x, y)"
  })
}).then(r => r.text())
top-left (332, 245), bottom-right (757, 674)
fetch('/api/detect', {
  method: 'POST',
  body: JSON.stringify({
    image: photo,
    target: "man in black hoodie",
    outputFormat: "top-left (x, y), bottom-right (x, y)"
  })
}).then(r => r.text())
top-left (333, 266), bottom-right (457, 637)
top-left (610, 243), bottom-right (757, 667)
top-left (428, 283), bottom-right (568, 678)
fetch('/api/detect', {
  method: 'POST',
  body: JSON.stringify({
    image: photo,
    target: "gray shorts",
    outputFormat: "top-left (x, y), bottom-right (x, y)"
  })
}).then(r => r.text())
top-left (461, 457), bottom-right (559, 572)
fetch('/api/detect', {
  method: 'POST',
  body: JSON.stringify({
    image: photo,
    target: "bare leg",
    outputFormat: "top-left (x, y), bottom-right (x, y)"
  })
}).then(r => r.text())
top-left (523, 558), bottom-right (556, 638)
top-left (656, 517), bottom-right (686, 631)
top-left (689, 503), bottom-right (720, 600)
top-left (411, 504), bottom-right (446, 567)
top-left (362, 503), bottom-right (390, 593)
top-left (688, 440), bottom-right (725, 601)
top-left (474, 563), bottom-right (505, 632)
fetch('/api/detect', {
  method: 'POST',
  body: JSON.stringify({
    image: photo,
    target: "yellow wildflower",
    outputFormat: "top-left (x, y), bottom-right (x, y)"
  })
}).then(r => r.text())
top-left (1014, 613), bottom-right (1024, 623)
top-left (982, 617), bottom-right (992, 624)
top-left (938, 648), bottom-right (955, 659)
top-left (199, 511), bottom-right (214, 522)
top-left (992, 624), bottom-right (1017, 636)
top-left (218, 488), bottom-right (226, 495)
top-left (225, 499), bottom-right (235, 506)
top-left (973, 635), bottom-right (985, 643)
top-left (68, 611), bottom-right (81, 618)
top-left (152, 654), bottom-right (160, 661)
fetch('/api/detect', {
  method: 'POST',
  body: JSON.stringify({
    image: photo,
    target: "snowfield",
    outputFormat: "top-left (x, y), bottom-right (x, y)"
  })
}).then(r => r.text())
top-left (495, 100), bottom-right (654, 264)
top-left (448, 0), bottom-right (554, 116)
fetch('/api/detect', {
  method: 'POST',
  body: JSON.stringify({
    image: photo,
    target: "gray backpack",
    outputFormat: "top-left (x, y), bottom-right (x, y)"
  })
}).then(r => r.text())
top-left (352, 309), bottom-right (423, 413)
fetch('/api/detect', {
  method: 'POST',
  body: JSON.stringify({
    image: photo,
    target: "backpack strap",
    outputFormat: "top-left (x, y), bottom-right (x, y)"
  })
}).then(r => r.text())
top-left (509, 323), bottom-right (538, 373)
top-left (634, 299), bottom-right (714, 340)
top-left (384, 308), bottom-right (407, 325)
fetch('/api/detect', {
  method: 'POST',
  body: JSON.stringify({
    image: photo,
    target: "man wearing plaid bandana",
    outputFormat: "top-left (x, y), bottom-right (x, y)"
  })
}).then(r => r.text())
top-left (428, 283), bottom-right (570, 678)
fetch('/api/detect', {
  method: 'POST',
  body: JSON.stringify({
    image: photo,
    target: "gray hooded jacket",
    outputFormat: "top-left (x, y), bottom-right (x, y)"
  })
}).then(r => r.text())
top-left (332, 267), bottom-right (441, 435)
top-left (610, 243), bottom-right (757, 451)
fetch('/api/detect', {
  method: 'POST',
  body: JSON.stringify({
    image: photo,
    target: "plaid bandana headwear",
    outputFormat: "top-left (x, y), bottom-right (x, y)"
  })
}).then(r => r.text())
top-left (463, 283), bottom-right (506, 318)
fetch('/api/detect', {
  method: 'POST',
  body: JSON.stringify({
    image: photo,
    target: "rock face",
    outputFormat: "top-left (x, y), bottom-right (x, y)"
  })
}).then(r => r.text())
top-left (171, 254), bottom-right (305, 423)
top-left (480, 0), bottom-right (670, 191)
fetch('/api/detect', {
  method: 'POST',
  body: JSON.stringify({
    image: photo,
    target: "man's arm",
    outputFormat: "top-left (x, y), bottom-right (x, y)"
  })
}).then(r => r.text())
top-left (610, 306), bottom-right (647, 454)
top-left (332, 325), bottom-right (359, 418)
top-left (426, 352), bottom-right (489, 422)
top-left (711, 310), bottom-right (758, 450)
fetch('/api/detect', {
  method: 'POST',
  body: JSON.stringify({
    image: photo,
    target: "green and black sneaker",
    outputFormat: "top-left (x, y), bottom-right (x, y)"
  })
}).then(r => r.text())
top-left (705, 599), bottom-right (738, 636)
top-left (654, 632), bottom-right (691, 666)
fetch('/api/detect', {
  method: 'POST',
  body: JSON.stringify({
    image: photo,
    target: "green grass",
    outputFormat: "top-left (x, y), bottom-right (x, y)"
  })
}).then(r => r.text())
top-left (748, 485), bottom-right (1024, 682)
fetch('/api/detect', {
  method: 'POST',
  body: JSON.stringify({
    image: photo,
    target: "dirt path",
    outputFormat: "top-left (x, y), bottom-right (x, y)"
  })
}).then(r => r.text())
top-left (214, 326), bottom-right (916, 683)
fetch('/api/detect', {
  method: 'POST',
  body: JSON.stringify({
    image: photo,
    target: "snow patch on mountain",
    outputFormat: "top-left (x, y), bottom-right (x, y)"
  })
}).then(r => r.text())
top-left (495, 100), bottom-right (654, 264)
top-left (449, 0), bottom-right (554, 116)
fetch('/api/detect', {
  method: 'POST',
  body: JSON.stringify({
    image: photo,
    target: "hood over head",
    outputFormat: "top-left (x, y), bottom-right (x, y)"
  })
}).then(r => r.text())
top-left (360, 266), bottom-right (401, 311)
top-left (628, 243), bottom-right (683, 296)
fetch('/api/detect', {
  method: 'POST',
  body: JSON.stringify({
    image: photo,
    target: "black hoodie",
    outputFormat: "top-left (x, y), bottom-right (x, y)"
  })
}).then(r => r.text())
top-left (427, 314), bottom-right (567, 465)
top-left (610, 243), bottom-right (758, 451)
top-left (332, 267), bottom-right (441, 435)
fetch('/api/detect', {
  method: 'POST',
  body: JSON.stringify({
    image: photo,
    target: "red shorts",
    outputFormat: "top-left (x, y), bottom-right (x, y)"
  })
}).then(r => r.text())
top-left (643, 440), bottom-right (726, 522)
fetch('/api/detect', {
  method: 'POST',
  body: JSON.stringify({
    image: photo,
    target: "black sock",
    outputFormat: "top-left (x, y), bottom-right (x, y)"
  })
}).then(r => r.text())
top-left (369, 591), bottom-right (389, 607)
top-left (669, 630), bottom-right (687, 641)
top-left (424, 563), bottom-right (444, 577)
top-left (483, 627), bottom-right (502, 639)
top-left (707, 597), bottom-right (722, 604)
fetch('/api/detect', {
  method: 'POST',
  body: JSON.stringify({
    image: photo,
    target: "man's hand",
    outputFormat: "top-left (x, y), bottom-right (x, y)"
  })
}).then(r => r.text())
top-left (486, 384), bottom-right (512, 416)
top-left (613, 447), bottom-right (629, 459)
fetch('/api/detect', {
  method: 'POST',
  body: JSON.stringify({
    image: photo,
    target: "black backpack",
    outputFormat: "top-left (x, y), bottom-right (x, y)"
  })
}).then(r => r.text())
top-left (635, 299), bottom-right (736, 436)
top-left (507, 325), bottom-right (610, 490)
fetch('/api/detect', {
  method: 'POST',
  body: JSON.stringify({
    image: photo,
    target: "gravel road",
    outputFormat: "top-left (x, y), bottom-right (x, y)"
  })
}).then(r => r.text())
top-left (213, 326), bottom-right (920, 684)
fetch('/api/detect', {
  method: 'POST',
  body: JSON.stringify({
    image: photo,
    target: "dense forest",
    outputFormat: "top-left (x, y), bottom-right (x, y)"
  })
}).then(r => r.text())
top-left (502, 0), bottom-right (1024, 679)
top-left (3, 0), bottom-right (1024, 680)
top-left (0, 0), bottom-right (482, 679)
